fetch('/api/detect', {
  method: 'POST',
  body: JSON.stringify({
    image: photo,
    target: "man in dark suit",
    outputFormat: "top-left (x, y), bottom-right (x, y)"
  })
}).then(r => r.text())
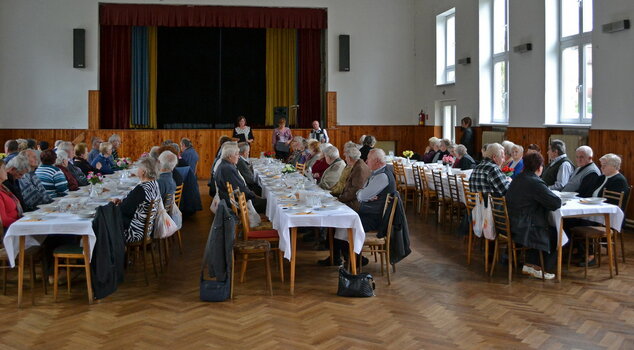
top-left (214, 143), bottom-right (266, 213)
top-left (237, 142), bottom-right (262, 196)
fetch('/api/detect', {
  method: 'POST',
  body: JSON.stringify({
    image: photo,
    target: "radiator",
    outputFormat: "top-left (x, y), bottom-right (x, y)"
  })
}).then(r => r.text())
top-left (481, 131), bottom-right (505, 146)
top-left (549, 134), bottom-right (587, 166)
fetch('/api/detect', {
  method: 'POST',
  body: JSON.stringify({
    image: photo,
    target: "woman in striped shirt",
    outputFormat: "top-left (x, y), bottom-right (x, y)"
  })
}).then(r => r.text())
top-left (34, 150), bottom-right (68, 197)
top-left (112, 156), bottom-right (161, 243)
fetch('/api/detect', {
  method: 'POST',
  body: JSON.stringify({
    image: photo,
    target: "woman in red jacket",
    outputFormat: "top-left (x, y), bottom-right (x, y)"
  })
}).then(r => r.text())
top-left (0, 162), bottom-right (23, 229)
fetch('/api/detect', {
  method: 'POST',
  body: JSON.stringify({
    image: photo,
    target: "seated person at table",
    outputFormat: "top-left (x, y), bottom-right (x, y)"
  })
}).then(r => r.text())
top-left (87, 137), bottom-right (102, 164)
top-left (55, 150), bottom-right (79, 191)
top-left (330, 142), bottom-right (361, 197)
top-left (508, 144), bottom-right (524, 178)
top-left (286, 136), bottom-right (307, 165)
top-left (432, 139), bottom-right (451, 163)
top-left (319, 146), bottom-right (346, 190)
top-left (214, 144), bottom-right (267, 214)
top-left (310, 143), bottom-right (331, 181)
top-left (57, 141), bottom-right (88, 186)
top-left (453, 144), bottom-right (476, 170)
top-left (561, 146), bottom-right (600, 197)
top-left (4, 140), bottom-right (19, 164)
top-left (90, 142), bottom-right (116, 175)
top-left (501, 141), bottom-right (515, 166)
top-left (112, 157), bottom-right (161, 243)
top-left (157, 151), bottom-right (178, 204)
top-left (157, 145), bottom-right (184, 187)
top-left (304, 139), bottom-right (322, 170)
top-left (35, 150), bottom-right (68, 197)
top-left (169, 143), bottom-right (189, 168)
top-left (0, 162), bottom-right (23, 229)
top-left (359, 135), bottom-right (376, 162)
top-left (18, 149), bottom-right (53, 209)
top-left (5, 155), bottom-right (29, 211)
top-left (541, 139), bottom-right (574, 191)
top-left (421, 137), bottom-right (440, 163)
top-left (108, 134), bottom-right (122, 161)
top-left (356, 148), bottom-right (396, 231)
top-left (469, 143), bottom-right (510, 197)
top-left (506, 152), bottom-right (561, 280)
top-left (73, 142), bottom-right (98, 176)
top-left (237, 142), bottom-right (262, 196)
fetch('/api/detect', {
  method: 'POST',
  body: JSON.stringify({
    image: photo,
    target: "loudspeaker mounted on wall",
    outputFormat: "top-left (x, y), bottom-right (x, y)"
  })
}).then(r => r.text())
top-left (339, 34), bottom-right (350, 72)
top-left (602, 19), bottom-right (630, 33)
top-left (458, 57), bottom-right (471, 65)
top-left (513, 43), bottom-right (532, 54)
top-left (73, 28), bottom-right (86, 68)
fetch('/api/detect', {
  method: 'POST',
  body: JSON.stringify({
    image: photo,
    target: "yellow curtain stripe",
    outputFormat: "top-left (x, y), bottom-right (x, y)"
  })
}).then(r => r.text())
top-left (148, 26), bottom-right (158, 129)
top-left (265, 29), bottom-right (297, 126)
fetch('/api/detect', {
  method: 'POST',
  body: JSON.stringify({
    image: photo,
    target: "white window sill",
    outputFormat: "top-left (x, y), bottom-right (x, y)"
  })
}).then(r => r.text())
top-left (436, 82), bottom-right (455, 87)
top-left (478, 122), bottom-right (508, 126)
top-left (543, 123), bottom-right (591, 129)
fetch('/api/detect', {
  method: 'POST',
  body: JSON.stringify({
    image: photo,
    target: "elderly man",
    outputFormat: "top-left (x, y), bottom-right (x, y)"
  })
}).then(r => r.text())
top-left (58, 141), bottom-right (88, 186)
top-left (87, 136), bottom-right (103, 164)
top-left (357, 148), bottom-right (396, 231)
top-left (17, 149), bottom-right (53, 210)
top-left (453, 144), bottom-right (476, 170)
top-left (541, 139), bottom-right (574, 190)
top-left (5, 155), bottom-right (30, 211)
top-left (4, 140), bottom-right (19, 164)
top-left (561, 146), bottom-right (600, 197)
top-left (309, 120), bottom-right (329, 143)
top-left (214, 143), bottom-right (266, 213)
top-left (319, 146), bottom-right (346, 190)
top-left (237, 142), bottom-right (262, 196)
top-left (180, 138), bottom-right (199, 174)
top-left (469, 143), bottom-right (511, 197)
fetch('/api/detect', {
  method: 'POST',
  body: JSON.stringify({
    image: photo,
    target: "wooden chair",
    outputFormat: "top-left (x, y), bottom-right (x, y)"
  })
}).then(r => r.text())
top-left (361, 193), bottom-right (399, 285)
top-left (447, 173), bottom-right (466, 226)
top-left (392, 161), bottom-right (415, 210)
top-left (0, 246), bottom-right (47, 305)
top-left (411, 165), bottom-right (424, 214)
top-left (568, 188), bottom-right (629, 278)
top-left (171, 183), bottom-right (184, 255)
top-left (52, 235), bottom-right (94, 304)
top-left (231, 240), bottom-right (273, 298)
top-left (295, 162), bottom-right (306, 175)
top-left (236, 192), bottom-right (284, 283)
top-left (464, 190), bottom-right (479, 266)
top-left (431, 169), bottom-right (451, 224)
top-left (489, 195), bottom-right (545, 283)
top-left (227, 182), bottom-right (271, 231)
top-left (125, 199), bottom-right (160, 286)
top-left (158, 193), bottom-right (175, 269)
top-left (420, 167), bottom-right (439, 218)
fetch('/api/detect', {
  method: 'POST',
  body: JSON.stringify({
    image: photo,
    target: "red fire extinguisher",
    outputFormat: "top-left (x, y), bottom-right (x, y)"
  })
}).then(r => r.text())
top-left (418, 109), bottom-right (425, 126)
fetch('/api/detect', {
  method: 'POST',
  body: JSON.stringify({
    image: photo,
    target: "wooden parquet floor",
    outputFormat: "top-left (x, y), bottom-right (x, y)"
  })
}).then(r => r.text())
top-left (1, 182), bottom-right (634, 349)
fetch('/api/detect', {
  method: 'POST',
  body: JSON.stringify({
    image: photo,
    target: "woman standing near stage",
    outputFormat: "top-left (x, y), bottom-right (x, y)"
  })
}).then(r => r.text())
top-left (233, 116), bottom-right (254, 144)
top-left (272, 117), bottom-right (292, 160)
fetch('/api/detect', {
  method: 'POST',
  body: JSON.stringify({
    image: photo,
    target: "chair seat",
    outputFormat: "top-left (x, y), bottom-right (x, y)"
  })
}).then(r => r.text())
top-left (571, 226), bottom-right (613, 238)
top-left (253, 221), bottom-right (273, 230)
top-left (234, 239), bottom-right (271, 252)
top-left (364, 232), bottom-right (386, 245)
top-left (247, 229), bottom-right (279, 239)
top-left (53, 244), bottom-right (84, 256)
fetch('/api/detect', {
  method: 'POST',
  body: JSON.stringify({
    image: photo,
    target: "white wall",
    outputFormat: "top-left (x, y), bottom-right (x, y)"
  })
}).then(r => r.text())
top-left (0, 0), bottom-right (418, 129)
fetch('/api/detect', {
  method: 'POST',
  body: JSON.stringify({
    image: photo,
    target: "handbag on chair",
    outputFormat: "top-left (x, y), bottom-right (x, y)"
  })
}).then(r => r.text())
top-left (336, 268), bottom-right (375, 297)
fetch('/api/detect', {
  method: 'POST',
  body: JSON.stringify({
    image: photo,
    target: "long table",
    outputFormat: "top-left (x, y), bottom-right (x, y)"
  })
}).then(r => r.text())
top-left (252, 159), bottom-right (366, 295)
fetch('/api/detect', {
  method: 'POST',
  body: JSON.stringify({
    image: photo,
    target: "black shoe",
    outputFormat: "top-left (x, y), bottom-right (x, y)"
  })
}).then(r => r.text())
top-left (361, 256), bottom-right (369, 266)
top-left (578, 258), bottom-right (597, 267)
top-left (317, 257), bottom-right (342, 266)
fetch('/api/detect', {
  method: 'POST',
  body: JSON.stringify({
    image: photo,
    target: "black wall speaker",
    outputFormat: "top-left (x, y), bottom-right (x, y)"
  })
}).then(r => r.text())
top-left (602, 19), bottom-right (630, 33)
top-left (339, 35), bottom-right (350, 72)
top-left (73, 28), bottom-right (85, 68)
top-left (513, 43), bottom-right (532, 53)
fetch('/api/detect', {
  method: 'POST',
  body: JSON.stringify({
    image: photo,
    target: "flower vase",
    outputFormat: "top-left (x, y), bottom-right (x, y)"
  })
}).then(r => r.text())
top-left (406, 157), bottom-right (410, 164)
top-left (89, 184), bottom-right (98, 198)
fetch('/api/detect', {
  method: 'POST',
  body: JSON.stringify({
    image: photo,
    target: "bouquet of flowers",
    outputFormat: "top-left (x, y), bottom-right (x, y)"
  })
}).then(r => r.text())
top-left (116, 157), bottom-right (132, 169)
top-left (501, 166), bottom-right (514, 177)
top-left (264, 151), bottom-right (275, 158)
top-left (0, 153), bottom-right (6, 161)
top-left (442, 155), bottom-right (455, 165)
top-left (281, 164), bottom-right (296, 174)
top-left (402, 150), bottom-right (414, 159)
top-left (139, 152), bottom-right (149, 158)
top-left (87, 171), bottom-right (104, 185)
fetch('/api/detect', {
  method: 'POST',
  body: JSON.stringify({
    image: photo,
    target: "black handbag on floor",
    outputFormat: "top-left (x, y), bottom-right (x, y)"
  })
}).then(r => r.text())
top-left (337, 268), bottom-right (375, 297)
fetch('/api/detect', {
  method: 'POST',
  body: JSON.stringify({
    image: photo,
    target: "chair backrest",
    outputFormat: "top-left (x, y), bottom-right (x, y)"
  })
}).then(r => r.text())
top-left (461, 177), bottom-right (470, 195)
top-left (226, 182), bottom-right (239, 216)
top-left (624, 185), bottom-right (634, 215)
top-left (421, 167), bottom-right (432, 192)
top-left (237, 192), bottom-right (252, 239)
top-left (603, 189), bottom-right (626, 209)
top-left (489, 195), bottom-right (511, 239)
top-left (174, 184), bottom-right (184, 206)
top-left (464, 190), bottom-right (479, 212)
top-left (392, 161), bottom-right (407, 187)
top-left (431, 169), bottom-right (445, 198)
top-left (447, 174), bottom-right (462, 204)
top-left (163, 193), bottom-right (174, 212)
top-left (142, 198), bottom-right (159, 243)
top-left (295, 162), bottom-right (306, 175)
top-left (412, 165), bottom-right (423, 193)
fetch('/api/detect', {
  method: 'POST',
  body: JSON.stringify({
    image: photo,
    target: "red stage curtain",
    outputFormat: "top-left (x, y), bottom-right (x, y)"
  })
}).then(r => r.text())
top-left (298, 29), bottom-right (322, 128)
top-left (100, 4), bottom-right (327, 29)
top-left (100, 26), bottom-right (131, 129)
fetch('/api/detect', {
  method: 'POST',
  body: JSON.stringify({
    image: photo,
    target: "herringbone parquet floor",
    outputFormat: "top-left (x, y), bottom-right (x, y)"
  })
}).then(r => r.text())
top-left (1, 182), bottom-right (633, 349)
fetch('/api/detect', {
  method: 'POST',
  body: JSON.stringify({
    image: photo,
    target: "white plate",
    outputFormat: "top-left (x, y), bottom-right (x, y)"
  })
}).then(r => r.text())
top-left (579, 197), bottom-right (606, 205)
top-left (559, 191), bottom-right (578, 199)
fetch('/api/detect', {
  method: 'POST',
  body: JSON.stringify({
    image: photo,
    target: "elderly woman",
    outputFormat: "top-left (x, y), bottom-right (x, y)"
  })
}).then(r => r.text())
top-left (506, 152), bottom-right (561, 280)
top-left (34, 150), bottom-right (68, 197)
top-left (589, 154), bottom-right (630, 201)
top-left (158, 145), bottom-right (184, 186)
top-left (330, 141), bottom-right (361, 196)
top-left (304, 139), bottom-right (322, 170)
top-left (310, 143), bottom-right (332, 180)
top-left (73, 142), bottom-right (97, 176)
top-left (214, 143), bottom-right (266, 213)
top-left (5, 155), bottom-right (30, 211)
top-left (157, 150), bottom-right (178, 204)
top-left (55, 150), bottom-right (79, 191)
top-left (509, 144), bottom-right (525, 178)
top-left (87, 137), bottom-right (103, 164)
top-left (501, 141), bottom-right (515, 166)
top-left (432, 139), bottom-right (452, 163)
top-left (359, 135), bottom-right (376, 162)
top-left (287, 136), bottom-right (307, 165)
top-left (319, 146), bottom-right (346, 190)
top-left (108, 134), bottom-right (122, 161)
top-left (272, 117), bottom-right (292, 160)
top-left (112, 157), bottom-right (161, 243)
top-left (0, 162), bottom-right (23, 229)
top-left (90, 142), bottom-right (116, 175)
top-left (421, 137), bottom-right (440, 163)
top-left (233, 116), bottom-right (254, 144)
top-left (453, 144), bottom-right (476, 170)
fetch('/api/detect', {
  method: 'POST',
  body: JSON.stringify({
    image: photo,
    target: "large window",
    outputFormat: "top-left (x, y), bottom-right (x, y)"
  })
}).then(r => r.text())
top-left (492, 0), bottom-right (509, 123)
top-left (559, 0), bottom-right (592, 123)
top-left (436, 8), bottom-right (456, 85)
top-left (441, 101), bottom-right (457, 142)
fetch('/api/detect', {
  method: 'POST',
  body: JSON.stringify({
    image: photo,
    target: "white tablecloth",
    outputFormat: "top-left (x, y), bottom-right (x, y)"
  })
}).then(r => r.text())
top-left (253, 161), bottom-right (366, 260)
top-left (550, 199), bottom-right (625, 247)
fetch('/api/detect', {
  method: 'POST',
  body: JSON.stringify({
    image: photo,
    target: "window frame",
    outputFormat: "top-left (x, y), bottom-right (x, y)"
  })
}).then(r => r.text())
top-left (436, 8), bottom-right (456, 85)
top-left (491, 0), bottom-right (509, 123)
top-left (444, 12), bottom-right (456, 84)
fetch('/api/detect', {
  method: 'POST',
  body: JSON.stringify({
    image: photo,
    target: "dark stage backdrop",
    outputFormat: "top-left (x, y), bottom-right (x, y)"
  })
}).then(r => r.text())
top-left (156, 27), bottom-right (266, 128)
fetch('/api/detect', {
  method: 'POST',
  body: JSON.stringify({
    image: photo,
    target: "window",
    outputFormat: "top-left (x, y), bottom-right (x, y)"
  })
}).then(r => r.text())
top-left (441, 101), bottom-right (457, 142)
top-left (559, 0), bottom-right (592, 123)
top-left (491, 0), bottom-right (509, 123)
top-left (436, 8), bottom-right (456, 85)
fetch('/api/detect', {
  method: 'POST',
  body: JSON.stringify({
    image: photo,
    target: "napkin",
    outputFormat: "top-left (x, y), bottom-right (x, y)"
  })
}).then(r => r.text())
top-left (21, 218), bottom-right (43, 222)
top-left (294, 212), bottom-right (315, 215)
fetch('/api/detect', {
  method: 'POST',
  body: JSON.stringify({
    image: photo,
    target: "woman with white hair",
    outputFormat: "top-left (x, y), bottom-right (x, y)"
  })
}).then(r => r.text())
top-left (508, 144), bottom-right (525, 178)
top-left (432, 139), bottom-right (452, 163)
top-left (90, 142), bottom-right (116, 175)
top-left (55, 150), bottom-right (79, 191)
top-left (453, 144), bottom-right (476, 170)
top-left (310, 142), bottom-right (333, 180)
top-left (112, 157), bottom-right (161, 243)
top-left (304, 139), bottom-right (322, 170)
top-left (287, 136), bottom-right (307, 165)
top-left (108, 134), bottom-right (122, 161)
top-left (501, 140), bottom-right (515, 166)
top-left (319, 146), bottom-right (346, 190)
top-left (590, 154), bottom-right (629, 201)
top-left (422, 137), bottom-right (441, 163)
top-left (157, 151), bottom-right (178, 203)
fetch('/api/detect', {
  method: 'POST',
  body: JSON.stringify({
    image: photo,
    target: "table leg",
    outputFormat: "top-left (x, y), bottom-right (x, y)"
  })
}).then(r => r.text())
top-left (348, 228), bottom-right (357, 274)
top-left (604, 214), bottom-right (614, 278)
top-left (290, 227), bottom-right (297, 296)
top-left (557, 218), bottom-right (564, 283)
top-left (17, 236), bottom-right (25, 308)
